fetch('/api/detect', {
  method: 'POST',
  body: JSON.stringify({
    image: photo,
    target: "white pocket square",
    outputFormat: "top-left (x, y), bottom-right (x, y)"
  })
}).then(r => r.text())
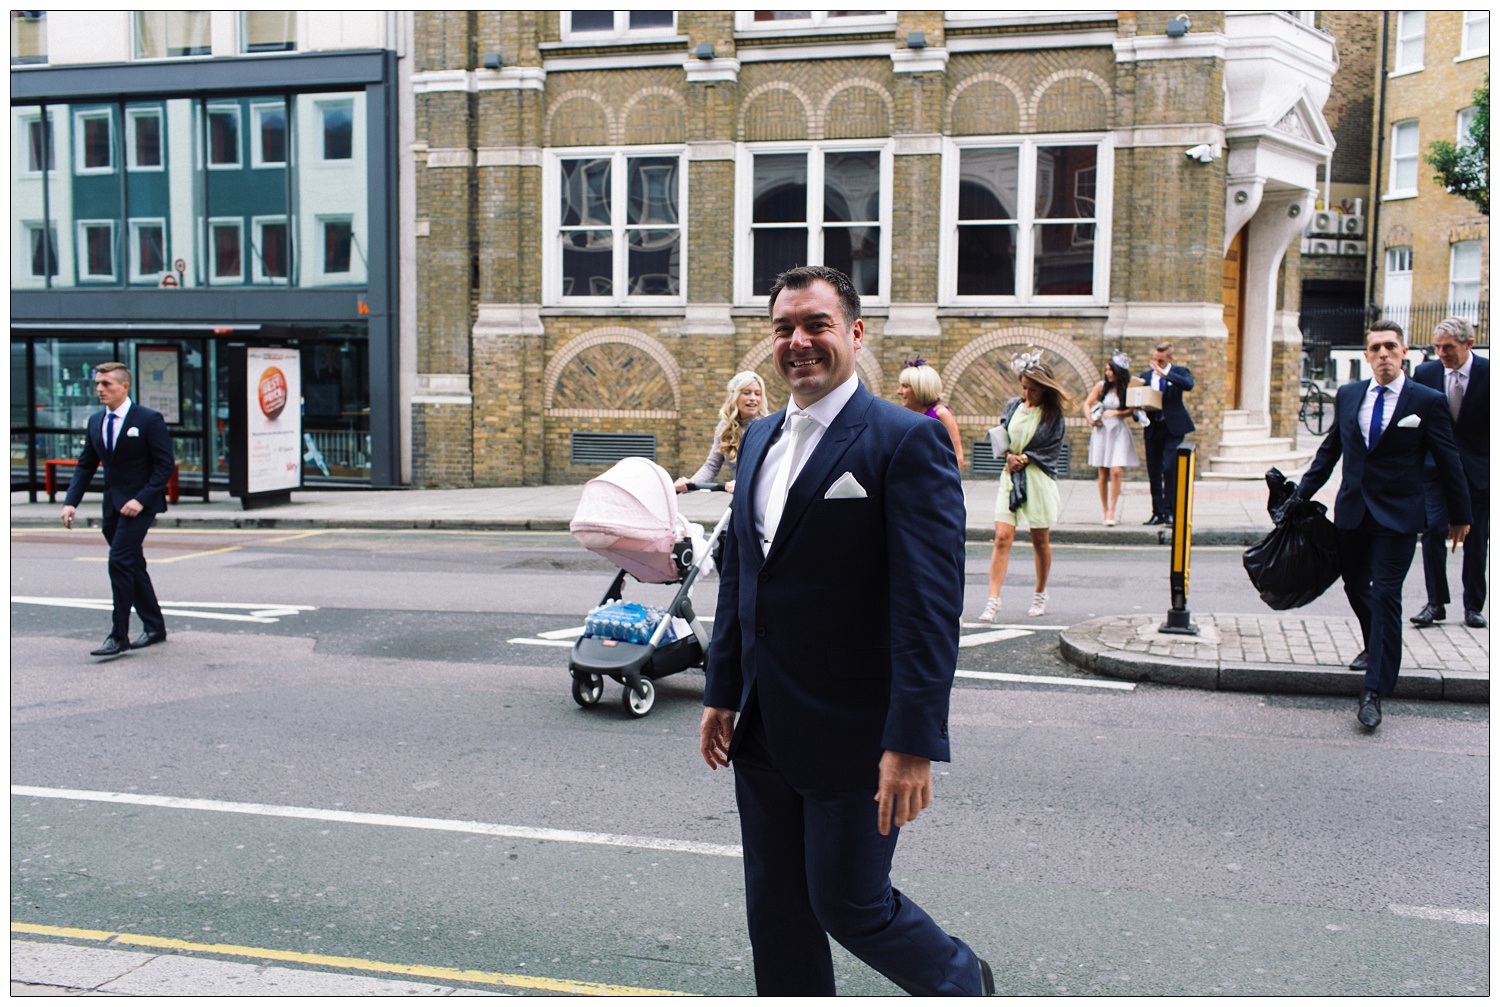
top-left (126, 426), bottom-right (140, 437)
top-left (1396, 414), bottom-right (1421, 429)
top-left (824, 471), bottom-right (867, 499)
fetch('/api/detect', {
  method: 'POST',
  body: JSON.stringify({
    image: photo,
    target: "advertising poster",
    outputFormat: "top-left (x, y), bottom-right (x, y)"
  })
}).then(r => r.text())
top-left (244, 347), bottom-right (302, 495)
top-left (135, 346), bottom-right (181, 424)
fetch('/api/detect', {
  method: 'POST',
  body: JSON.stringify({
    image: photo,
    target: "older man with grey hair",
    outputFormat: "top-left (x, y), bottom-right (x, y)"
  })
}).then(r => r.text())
top-left (1411, 316), bottom-right (1489, 629)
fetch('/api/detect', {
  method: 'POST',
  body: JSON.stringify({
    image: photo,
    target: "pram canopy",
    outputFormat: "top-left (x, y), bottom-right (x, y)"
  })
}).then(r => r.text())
top-left (570, 457), bottom-right (692, 584)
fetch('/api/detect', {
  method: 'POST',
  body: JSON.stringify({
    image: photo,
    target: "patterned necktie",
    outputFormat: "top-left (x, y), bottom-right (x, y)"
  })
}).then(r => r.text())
top-left (762, 412), bottom-right (815, 554)
top-left (105, 412), bottom-right (116, 457)
top-left (1448, 370), bottom-right (1463, 422)
top-left (1368, 385), bottom-right (1386, 447)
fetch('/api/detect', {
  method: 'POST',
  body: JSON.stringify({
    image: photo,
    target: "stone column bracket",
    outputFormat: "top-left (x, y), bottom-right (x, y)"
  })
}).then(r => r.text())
top-left (681, 303), bottom-right (737, 336)
top-left (882, 303), bottom-right (942, 339)
top-left (891, 47), bottom-right (949, 75)
top-left (685, 57), bottom-right (740, 84)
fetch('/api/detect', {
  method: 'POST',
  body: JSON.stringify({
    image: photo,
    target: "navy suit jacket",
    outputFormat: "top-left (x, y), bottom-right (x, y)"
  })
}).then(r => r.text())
top-left (1138, 365), bottom-right (1196, 436)
top-left (1413, 354), bottom-right (1487, 492)
top-left (1299, 378), bottom-right (1470, 534)
top-left (63, 403), bottom-right (175, 517)
top-left (704, 382), bottom-right (966, 791)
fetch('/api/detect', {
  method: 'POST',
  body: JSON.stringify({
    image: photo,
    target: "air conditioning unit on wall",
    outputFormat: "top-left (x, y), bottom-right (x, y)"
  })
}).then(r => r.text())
top-left (1308, 238), bottom-right (1338, 255)
top-left (1308, 210), bottom-right (1341, 236)
top-left (1340, 214), bottom-right (1365, 237)
top-left (1339, 240), bottom-right (1368, 256)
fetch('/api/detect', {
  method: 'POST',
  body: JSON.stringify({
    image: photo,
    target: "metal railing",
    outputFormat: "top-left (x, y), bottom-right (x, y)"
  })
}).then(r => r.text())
top-left (1299, 302), bottom-right (1488, 380)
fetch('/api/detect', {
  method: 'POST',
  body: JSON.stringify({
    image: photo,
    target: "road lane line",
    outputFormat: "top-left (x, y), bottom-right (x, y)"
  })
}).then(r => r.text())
top-left (150, 545), bottom-right (244, 564)
top-left (960, 622), bottom-right (1063, 631)
top-left (509, 638), bottom-right (577, 648)
top-left (537, 626), bottom-right (587, 640)
top-left (955, 669), bottom-right (1136, 691)
top-left (12, 597), bottom-right (317, 624)
top-left (264, 529), bottom-right (334, 544)
top-left (958, 629), bottom-right (1030, 647)
top-left (10, 924), bottom-right (695, 996)
top-left (1388, 904), bottom-right (1489, 926)
top-left (11, 785), bottom-right (744, 859)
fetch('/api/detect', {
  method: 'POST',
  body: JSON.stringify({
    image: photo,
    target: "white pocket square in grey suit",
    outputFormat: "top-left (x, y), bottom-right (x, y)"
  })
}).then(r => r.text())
top-left (824, 471), bottom-right (867, 499)
top-left (1396, 414), bottom-right (1421, 429)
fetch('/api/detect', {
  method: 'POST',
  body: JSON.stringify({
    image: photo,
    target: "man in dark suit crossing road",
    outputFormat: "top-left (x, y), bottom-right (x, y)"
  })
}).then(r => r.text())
top-left (61, 362), bottom-right (176, 657)
top-left (699, 267), bottom-right (991, 995)
top-left (1410, 316), bottom-right (1488, 629)
top-left (1297, 321), bottom-right (1471, 729)
top-left (1139, 341), bottom-right (1195, 525)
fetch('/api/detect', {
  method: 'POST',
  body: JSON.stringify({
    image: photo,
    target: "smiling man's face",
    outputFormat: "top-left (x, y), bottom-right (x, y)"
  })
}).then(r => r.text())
top-left (771, 279), bottom-right (863, 409)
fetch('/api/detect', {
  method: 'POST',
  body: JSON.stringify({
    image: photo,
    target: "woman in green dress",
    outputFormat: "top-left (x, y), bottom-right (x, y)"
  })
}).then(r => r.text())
top-left (977, 360), bottom-right (1071, 620)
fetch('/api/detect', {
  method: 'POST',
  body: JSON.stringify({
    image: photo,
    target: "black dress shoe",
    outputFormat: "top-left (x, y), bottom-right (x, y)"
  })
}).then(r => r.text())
top-left (1465, 610), bottom-right (1487, 628)
top-left (131, 630), bottom-right (167, 648)
top-left (978, 957), bottom-right (995, 996)
top-left (90, 637), bottom-right (130, 657)
top-left (1143, 514), bottom-right (1163, 525)
top-left (1357, 688), bottom-right (1382, 729)
top-left (1410, 603), bottom-right (1445, 627)
top-left (1348, 649), bottom-right (1368, 671)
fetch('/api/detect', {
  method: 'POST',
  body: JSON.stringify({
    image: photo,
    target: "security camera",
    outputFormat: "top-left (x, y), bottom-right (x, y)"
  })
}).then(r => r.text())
top-left (1184, 143), bottom-right (1218, 163)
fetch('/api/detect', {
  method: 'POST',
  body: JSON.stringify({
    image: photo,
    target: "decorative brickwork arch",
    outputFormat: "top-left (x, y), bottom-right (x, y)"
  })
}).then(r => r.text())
top-left (1030, 69), bottom-right (1113, 132)
top-left (821, 79), bottom-right (894, 139)
top-left (621, 87), bottom-right (687, 145)
top-left (940, 326), bottom-right (1098, 425)
top-left (1383, 225), bottom-right (1413, 249)
top-left (545, 91), bottom-right (614, 148)
top-left (946, 74), bottom-right (1028, 135)
top-left (544, 327), bottom-right (681, 416)
top-left (737, 337), bottom-right (883, 400)
top-left (739, 82), bottom-right (814, 141)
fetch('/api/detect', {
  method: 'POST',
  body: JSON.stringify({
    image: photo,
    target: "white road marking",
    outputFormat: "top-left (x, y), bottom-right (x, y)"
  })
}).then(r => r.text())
top-left (960, 622), bottom-right (1063, 631)
top-left (12, 597), bottom-right (316, 625)
top-left (955, 669), bottom-right (1136, 691)
top-left (507, 638), bottom-right (575, 648)
top-left (958, 629), bottom-right (1030, 647)
top-left (1388, 904), bottom-right (1489, 926)
top-left (11, 786), bottom-right (744, 859)
top-left (536, 626), bottom-right (586, 640)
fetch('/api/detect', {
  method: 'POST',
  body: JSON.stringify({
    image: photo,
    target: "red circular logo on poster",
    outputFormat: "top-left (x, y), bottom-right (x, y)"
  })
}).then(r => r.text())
top-left (258, 367), bottom-right (288, 419)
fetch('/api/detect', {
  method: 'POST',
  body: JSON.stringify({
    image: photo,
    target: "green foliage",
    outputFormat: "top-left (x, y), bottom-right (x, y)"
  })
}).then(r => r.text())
top-left (1425, 74), bottom-right (1488, 215)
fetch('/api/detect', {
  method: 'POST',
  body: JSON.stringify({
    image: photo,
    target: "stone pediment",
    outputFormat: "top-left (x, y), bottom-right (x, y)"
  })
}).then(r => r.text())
top-left (1255, 89), bottom-right (1335, 155)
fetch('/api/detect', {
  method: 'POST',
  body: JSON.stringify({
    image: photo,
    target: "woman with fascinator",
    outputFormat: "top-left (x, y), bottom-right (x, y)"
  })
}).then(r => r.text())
top-left (1082, 352), bottom-right (1142, 526)
top-left (978, 353), bottom-right (1072, 621)
top-left (675, 370), bottom-right (771, 493)
top-left (897, 358), bottom-right (964, 469)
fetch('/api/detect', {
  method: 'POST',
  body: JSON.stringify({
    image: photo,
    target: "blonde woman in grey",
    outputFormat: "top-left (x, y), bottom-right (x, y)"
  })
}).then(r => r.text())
top-left (676, 370), bottom-right (771, 493)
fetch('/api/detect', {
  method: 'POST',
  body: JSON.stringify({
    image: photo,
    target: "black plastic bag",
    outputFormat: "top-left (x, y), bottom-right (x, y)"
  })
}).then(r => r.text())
top-left (1242, 468), bottom-right (1341, 610)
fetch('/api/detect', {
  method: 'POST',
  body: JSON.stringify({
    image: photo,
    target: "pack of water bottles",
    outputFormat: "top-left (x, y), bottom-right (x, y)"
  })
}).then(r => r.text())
top-left (583, 601), bottom-right (678, 645)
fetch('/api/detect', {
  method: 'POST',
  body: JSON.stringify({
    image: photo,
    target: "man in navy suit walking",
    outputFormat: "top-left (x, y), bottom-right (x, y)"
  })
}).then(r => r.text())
top-left (61, 362), bottom-right (176, 657)
top-left (1139, 341), bottom-right (1195, 525)
top-left (699, 266), bottom-right (991, 995)
top-left (1410, 316), bottom-right (1488, 630)
top-left (1297, 321), bottom-right (1470, 729)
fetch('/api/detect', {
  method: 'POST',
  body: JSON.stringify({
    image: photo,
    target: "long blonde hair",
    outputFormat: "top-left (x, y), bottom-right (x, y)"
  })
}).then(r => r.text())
top-left (716, 371), bottom-right (770, 463)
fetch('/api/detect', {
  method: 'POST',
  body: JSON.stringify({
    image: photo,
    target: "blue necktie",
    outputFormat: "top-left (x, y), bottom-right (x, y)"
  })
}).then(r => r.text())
top-left (1368, 385), bottom-right (1385, 447)
top-left (105, 412), bottom-right (116, 457)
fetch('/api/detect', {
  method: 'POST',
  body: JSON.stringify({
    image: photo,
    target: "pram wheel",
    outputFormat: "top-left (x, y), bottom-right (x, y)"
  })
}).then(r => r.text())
top-left (622, 678), bottom-right (655, 718)
top-left (571, 673), bottom-right (604, 708)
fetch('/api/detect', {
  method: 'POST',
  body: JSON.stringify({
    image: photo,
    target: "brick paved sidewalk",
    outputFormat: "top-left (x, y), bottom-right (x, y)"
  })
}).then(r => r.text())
top-left (1061, 614), bottom-right (1488, 702)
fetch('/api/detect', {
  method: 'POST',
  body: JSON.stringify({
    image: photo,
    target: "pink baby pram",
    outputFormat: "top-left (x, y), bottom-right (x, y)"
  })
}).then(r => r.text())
top-left (568, 457), bottom-right (731, 717)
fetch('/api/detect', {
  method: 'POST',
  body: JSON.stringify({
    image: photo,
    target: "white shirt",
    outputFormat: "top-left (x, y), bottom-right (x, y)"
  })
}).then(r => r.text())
top-left (104, 397), bottom-right (132, 450)
top-left (1357, 372), bottom-right (1404, 447)
top-left (753, 373), bottom-right (860, 541)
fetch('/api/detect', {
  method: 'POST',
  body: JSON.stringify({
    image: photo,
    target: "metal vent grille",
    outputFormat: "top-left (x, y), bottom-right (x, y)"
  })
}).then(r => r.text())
top-left (970, 440), bottom-right (1070, 478)
top-left (571, 432), bottom-right (657, 465)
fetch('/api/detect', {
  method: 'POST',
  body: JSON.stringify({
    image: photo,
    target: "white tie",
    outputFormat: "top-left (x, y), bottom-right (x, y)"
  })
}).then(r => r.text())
top-left (1448, 370), bottom-right (1464, 421)
top-left (762, 412), bottom-right (815, 554)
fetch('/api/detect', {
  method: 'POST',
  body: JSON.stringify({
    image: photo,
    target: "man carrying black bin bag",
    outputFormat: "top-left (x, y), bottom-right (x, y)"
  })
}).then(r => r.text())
top-left (1295, 321), bottom-right (1470, 730)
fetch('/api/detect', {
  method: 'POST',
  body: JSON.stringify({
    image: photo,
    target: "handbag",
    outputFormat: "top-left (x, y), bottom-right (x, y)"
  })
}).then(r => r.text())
top-left (1007, 467), bottom-right (1028, 512)
top-left (1089, 402), bottom-right (1105, 423)
top-left (987, 422), bottom-right (1009, 460)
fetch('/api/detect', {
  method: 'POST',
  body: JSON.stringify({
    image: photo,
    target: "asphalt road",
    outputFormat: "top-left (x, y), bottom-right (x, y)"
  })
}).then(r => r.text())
top-left (10, 528), bottom-right (1489, 995)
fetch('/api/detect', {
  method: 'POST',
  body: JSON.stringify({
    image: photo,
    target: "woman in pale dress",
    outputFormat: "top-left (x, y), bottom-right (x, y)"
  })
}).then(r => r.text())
top-left (897, 361), bottom-right (964, 469)
top-left (675, 370), bottom-right (770, 493)
top-left (978, 360), bottom-right (1071, 621)
top-left (1083, 353), bottom-right (1140, 526)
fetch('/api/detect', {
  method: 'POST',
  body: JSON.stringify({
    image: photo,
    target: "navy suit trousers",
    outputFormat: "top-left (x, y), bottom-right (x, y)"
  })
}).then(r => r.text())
top-left (1421, 483), bottom-right (1489, 613)
top-left (1143, 423), bottom-right (1185, 519)
top-left (102, 509), bottom-right (165, 641)
top-left (732, 704), bottom-right (982, 996)
top-left (1338, 513), bottom-right (1417, 695)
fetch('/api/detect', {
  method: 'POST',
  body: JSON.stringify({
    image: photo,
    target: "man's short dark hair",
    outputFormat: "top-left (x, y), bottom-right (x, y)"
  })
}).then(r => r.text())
top-left (768, 265), bottom-right (861, 326)
top-left (1367, 319), bottom-right (1405, 345)
top-left (95, 362), bottom-right (132, 385)
top-left (1153, 341), bottom-right (1173, 355)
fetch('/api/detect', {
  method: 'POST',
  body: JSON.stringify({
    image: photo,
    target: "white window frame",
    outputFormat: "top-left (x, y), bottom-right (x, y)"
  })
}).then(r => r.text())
top-left (25, 222), bottom-right (58, 278)
top-left (127, 218), bottom-right (168, 283)
top-left (733, 140), bottom-right (892, 307)
top-left (250, 101), bottom-right (289, 168)
top-left (318, 215), bottom-right (356, 277)
top-left (250, 215), bottom-right (290, 284)
top-left (205, 104), bottom-right (242, 170)
top-left (544, 146), bottom-right (688, 307)
top-left (1393, 10), bottom-right (1425, 74)
top-left (125, 107), bottom-right (164, 172)
top-left (76, 219), bottom-right (117, 281)
top-left (73, 108), bottom-right (115, 175)
top-left (133, 11), bottom-right (211, 60)
top-left (240, 10), bottom-right (298, 54)
top-left (1448, 241), bottom-right (1482, 321)
top-left (19, 110), bottom-right (55, 175)
top-left (1383, 246), bottom-right (1413, 323)
top-left (1460, 10), bottom-right (1488, 59)
top-left (938, 134), bottom-right (1113, 307)
top-left (736, 11), bottom-right (895, 32)
top-left (207, 216), bottom-right (245, 285)
top-left (1457, 106), bottom-right (1478, 146)
top-left (560, 11), bottom-right (678, 42)
top-left (317, 99), bottom-right (355, 162)
top-left (1386, 120), bottom-right (1419, 199)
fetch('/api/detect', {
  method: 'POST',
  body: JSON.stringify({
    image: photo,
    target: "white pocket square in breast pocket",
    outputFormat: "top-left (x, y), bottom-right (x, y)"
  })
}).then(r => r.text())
top-left (824, 471), bottom-right (868, 499)
top-left (1396, 414), bottom-right (1421, 429)
top-left (126, 426), bottom-right (140, 437)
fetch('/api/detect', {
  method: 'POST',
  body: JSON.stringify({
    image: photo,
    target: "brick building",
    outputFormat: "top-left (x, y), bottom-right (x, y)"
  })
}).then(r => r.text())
top-left (405, 11), bottom-right (1347, 488)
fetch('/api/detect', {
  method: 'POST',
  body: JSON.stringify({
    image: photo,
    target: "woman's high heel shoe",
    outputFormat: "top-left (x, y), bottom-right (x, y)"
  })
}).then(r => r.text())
top-left (1027, 591), bottom-right (1048, 617)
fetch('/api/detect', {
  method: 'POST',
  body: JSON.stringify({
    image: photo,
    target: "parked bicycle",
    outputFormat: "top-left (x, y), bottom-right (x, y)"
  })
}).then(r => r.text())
top-left (1299, 378), bottom-right (1335, 435)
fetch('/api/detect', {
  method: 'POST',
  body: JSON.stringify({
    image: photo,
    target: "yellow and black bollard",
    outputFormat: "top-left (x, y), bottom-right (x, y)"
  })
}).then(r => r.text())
top-left (1159, 446), bottom-right (1198, 635)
